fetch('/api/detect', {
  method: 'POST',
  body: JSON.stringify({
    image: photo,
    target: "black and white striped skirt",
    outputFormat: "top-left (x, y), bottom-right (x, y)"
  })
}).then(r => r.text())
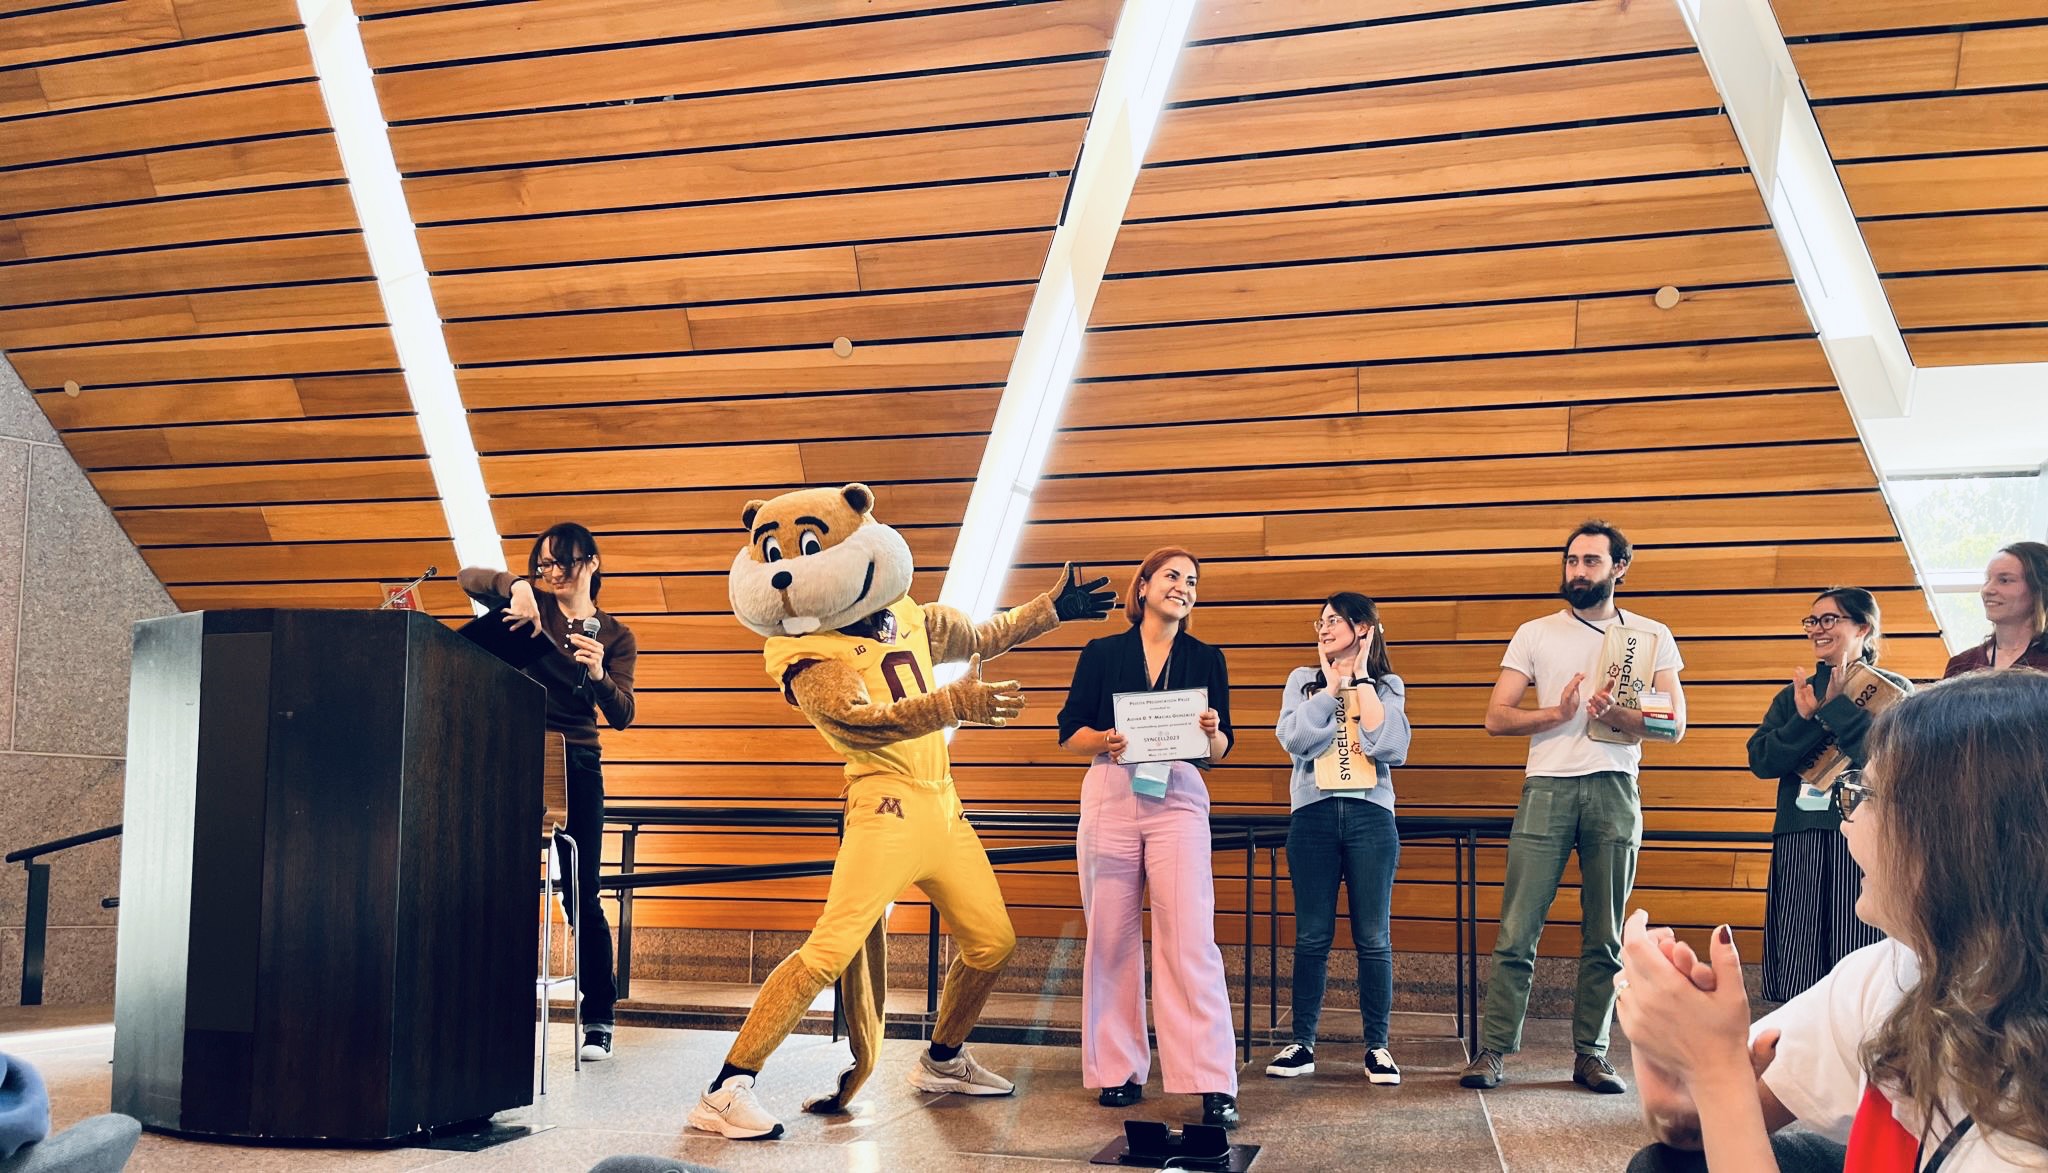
top-left (1762, 827), bottom-right (1886, 1003)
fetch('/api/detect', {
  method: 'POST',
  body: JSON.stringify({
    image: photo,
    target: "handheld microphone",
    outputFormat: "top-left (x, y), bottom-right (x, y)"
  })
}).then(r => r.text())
top-left (378, 566), bottom-right (437, 609)
top-left (571, 617), bottom-right (602, 696)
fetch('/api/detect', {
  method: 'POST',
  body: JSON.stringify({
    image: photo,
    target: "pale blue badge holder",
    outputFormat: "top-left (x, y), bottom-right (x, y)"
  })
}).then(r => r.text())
top-left (1131, 761), bottom-right (1172, 798)
top-left (1795, 782), bottom-right (1833, 811)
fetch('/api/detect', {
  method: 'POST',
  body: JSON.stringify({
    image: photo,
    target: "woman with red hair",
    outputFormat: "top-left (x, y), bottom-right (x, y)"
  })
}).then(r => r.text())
top-left (1057, 548), bottom-right (1240, 1130)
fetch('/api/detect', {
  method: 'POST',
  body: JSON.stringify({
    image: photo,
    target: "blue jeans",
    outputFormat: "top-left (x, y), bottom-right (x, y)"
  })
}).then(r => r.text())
top-left (1286, 797), bottom-right (1399, 1048)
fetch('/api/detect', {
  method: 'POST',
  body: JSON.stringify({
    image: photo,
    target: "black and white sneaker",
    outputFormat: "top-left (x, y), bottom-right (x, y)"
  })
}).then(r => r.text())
top-left (579, 1026), bottom-right (613, 1062)
top-left (1365, 1046), bottom-right (1401, 1085)
top-left (1264, 1043), bottom-right (1315, 1078)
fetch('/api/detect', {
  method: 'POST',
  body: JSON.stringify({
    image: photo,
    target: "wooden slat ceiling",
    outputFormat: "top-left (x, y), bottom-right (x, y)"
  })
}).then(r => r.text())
top-left (0, 0), bottom-right (1957, 960)
top-left (336, 0), bottom-right (1129, 939)
top-left (915, 0), bottom-right (1939, 957)
top-left (1775, 0), bottom-right (2048, 366)
top-left (0, 0), bottom-right (457, 607)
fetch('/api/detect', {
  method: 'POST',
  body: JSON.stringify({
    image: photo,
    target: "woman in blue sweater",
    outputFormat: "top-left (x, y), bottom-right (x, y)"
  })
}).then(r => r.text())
top-left (1267, 592), bottom-right (1413, 1085)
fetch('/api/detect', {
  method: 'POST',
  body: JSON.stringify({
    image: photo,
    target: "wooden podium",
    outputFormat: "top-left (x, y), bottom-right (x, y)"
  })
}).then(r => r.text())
top-left (112, 609), bottom-right (544, 1142)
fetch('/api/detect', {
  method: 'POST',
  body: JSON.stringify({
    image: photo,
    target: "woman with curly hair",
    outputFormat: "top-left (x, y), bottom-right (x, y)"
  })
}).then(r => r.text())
top-left (1619, 669), bottom-right (2048, 1172)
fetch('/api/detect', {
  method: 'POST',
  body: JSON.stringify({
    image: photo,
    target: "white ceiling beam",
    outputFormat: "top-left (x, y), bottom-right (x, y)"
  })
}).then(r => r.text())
top-left (298, 0), bottom-right (504, 576)
top-left (935, 0), bottom-right (1198, 625)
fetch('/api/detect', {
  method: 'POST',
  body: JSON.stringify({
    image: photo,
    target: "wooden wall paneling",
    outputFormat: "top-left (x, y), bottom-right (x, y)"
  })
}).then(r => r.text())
top-left (405, 119), bottom-right (1092, 225)
top-left (899, 0), bottom-right (1937, 958)
top-left (1771, 0), bottom-right (2048, 37)
top-left (0, 136), bottom-right (347, 219)
top-left (0, 10), bottom-right (453, 608)
top-left (386, 57), bottom-right (1108, 174)
top-left (1777, 4), bottom-right (2048, 366)
top-left (343, 0), bottom-right (1128, 932)
top-left (368, 0), bottom-right (1120, 123)
top-left (417, 175), bottom-right (1070, 273)
top-left (1, 29), bottom-right (309, 117)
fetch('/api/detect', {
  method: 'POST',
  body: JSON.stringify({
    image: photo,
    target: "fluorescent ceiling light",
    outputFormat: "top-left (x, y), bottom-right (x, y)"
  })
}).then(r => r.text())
top-left (936, 0), bottom-right (1199, 640)
top-left (298, 0), bottom-right (504, 577)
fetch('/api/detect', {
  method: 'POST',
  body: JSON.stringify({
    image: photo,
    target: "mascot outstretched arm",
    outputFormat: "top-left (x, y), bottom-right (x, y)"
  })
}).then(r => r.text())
top-left (688, 483), bottom-right (1112, 1140)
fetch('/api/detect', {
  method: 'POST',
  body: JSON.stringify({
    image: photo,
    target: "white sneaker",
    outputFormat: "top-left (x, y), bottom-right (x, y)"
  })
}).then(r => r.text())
top-left (1366, 1046), bottom-right (1402, 1086)
top-left (908, 1049), bottom-right (1014, 1096)
top-left (578, 1028), bottom-right (612, 1062)
top-left (688, 1074), bottom-right (785, 1139)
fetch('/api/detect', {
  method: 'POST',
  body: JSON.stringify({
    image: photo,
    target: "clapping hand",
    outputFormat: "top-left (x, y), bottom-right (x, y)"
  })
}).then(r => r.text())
top-left (1616, 912), bottom-right (1754, 1078)
top-left (1554, 672), bottom-right (1586, 723)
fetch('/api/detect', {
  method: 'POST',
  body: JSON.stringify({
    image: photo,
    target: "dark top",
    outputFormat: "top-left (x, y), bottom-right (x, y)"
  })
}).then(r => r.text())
top-left (1056, 624), bottom-right (1234, 761)
top-left (1942, 635), bottom-right (2048, 679)
top-left (459, 568), bottom-right (637, 749)
top-left (1747, 661), bottom-right (1913, 836)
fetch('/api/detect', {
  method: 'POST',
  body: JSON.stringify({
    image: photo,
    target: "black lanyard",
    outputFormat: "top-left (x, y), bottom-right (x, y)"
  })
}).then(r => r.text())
top-left (1568, 608), bottom-right (1631, 636)
top-left (1148, 646), bottom-right (1172, 692)
top-left (1919, 1116), bottom-right (1976, 1173)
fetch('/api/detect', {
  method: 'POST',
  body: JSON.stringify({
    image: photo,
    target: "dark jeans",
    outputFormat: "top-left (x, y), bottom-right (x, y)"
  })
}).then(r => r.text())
top-left (562, 743), bottom-right (617, 1025)
top-left (1627, 1132), bottom-right (1846, 1172)
top-left (1286, 797), bottom-right (1399, 1048)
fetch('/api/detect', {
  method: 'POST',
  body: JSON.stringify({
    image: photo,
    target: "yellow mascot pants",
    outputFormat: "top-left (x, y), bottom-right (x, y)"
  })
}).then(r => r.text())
top-left (725, 776), bottom-right (1016, 1110)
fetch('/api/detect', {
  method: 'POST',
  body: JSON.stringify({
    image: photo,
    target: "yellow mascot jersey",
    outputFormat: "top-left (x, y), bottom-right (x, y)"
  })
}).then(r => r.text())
top-left (763, 597), bottom-right (950, 790)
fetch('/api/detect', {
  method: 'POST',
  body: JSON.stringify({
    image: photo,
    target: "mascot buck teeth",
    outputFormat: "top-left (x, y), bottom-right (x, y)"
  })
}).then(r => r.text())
top-left (689, 482), bottom-right (1114, 1140)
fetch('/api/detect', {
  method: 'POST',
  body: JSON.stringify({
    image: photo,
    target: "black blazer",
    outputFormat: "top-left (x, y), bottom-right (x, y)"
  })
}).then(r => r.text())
top-left (1056, 624), bottom-right (1234, 758)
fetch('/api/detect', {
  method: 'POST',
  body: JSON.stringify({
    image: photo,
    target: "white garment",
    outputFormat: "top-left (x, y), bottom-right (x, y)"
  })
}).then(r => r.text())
top-left (1499, 608), bottom-right (1682, 778)
top-left (1755, 938), bottom-right (2048, 1170)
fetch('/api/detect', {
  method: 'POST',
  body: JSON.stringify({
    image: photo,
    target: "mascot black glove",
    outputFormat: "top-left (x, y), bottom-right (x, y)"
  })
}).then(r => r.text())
top-left (1051, 563), bottom-right (1116, 622)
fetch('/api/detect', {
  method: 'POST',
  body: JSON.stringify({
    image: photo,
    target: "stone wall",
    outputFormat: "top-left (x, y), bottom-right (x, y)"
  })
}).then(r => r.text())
top-left (0, 358), bottom-right (173, 1006)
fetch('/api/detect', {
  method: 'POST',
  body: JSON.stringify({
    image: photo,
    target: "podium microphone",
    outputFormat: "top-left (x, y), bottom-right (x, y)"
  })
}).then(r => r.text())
top-left (378, 566), bottom-right (437, 610)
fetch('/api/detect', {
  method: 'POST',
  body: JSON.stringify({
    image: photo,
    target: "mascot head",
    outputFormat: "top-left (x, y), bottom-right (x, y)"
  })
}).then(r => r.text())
top-left (729, 482), bottom-right (915, 637)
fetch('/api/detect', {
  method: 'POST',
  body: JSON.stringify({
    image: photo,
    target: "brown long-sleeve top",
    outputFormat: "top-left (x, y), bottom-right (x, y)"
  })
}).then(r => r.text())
top-left (459, 568), bottom-right (637, 748)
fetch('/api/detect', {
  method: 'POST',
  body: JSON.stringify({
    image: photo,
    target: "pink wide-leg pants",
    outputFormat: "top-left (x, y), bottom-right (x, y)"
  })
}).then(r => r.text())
top-left (1077, 755), bottom-right (1238, 1095)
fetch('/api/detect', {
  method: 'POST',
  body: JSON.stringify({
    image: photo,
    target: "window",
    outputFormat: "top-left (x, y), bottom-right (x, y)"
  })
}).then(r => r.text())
top-left (1885, 473), bottom-right (2045, 652)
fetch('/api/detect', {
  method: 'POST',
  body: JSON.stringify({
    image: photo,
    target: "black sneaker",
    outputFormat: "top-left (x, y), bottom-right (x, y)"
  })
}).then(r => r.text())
top-left (1264, 1043), bottom-right (1315, 1078)
top-left (1364, 1046), bottom-right (1401, 1085)
top-left (1201, 1093), bottom-right (1240, 1130)
top-left (1573, 1052), bottom-right (1626, 1094)
top-left (1459, 1048), bottom-right (1505, 1089)
top-left (579, 1026), bottom-right (613, 1062)
top-left (1098, 1079), bottom-right (1143, 1108)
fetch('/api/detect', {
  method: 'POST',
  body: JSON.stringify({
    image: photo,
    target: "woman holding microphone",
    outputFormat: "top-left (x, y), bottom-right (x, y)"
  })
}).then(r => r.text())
top-left (461, 522), bottom-right (638, 1061)
top-left (1057, 548), bottom-right (1240, 1130)
top-left (1267, 592), bottom-right (1411, 1084)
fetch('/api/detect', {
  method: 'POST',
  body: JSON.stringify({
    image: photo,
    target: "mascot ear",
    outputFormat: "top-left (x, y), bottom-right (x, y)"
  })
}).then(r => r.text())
top-left (741, 499), bottom-right (769, 531)
top-left (842, 483), bottom-right (875, 516)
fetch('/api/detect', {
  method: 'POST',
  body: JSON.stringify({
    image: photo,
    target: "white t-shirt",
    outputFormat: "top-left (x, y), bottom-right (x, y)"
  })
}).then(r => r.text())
top-left (1500, 608), bottom-right (1682, 778)
top-left (1755, 939), bottom-right (2047, 1170)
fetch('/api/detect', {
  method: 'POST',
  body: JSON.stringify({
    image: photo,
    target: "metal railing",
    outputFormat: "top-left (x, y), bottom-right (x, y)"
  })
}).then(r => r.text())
top-left (7, 824), bottom-right (122, 1006)
top-left (5, 809), bottom-right (1773, 1055)
top-left (598, 807), bottom-right (1536, 1057)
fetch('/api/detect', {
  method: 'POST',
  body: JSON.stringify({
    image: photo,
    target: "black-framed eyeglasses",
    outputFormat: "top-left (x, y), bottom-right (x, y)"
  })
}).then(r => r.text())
top-left (1834, 768), bottom-right (1877, 822)
top-left (1800, 613), bottom-right (1852, 633)
top-left (535, 556), bottom-right (591, 577)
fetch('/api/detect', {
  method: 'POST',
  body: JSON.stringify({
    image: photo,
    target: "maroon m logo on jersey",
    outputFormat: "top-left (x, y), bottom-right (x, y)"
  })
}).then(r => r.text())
top-left (876, 797), bottom-right (905, 818)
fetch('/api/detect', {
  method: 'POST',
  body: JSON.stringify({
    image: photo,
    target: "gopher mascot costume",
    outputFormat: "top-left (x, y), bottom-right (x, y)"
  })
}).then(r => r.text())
top-left (688, 482), bottom-right (1113, 1139)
